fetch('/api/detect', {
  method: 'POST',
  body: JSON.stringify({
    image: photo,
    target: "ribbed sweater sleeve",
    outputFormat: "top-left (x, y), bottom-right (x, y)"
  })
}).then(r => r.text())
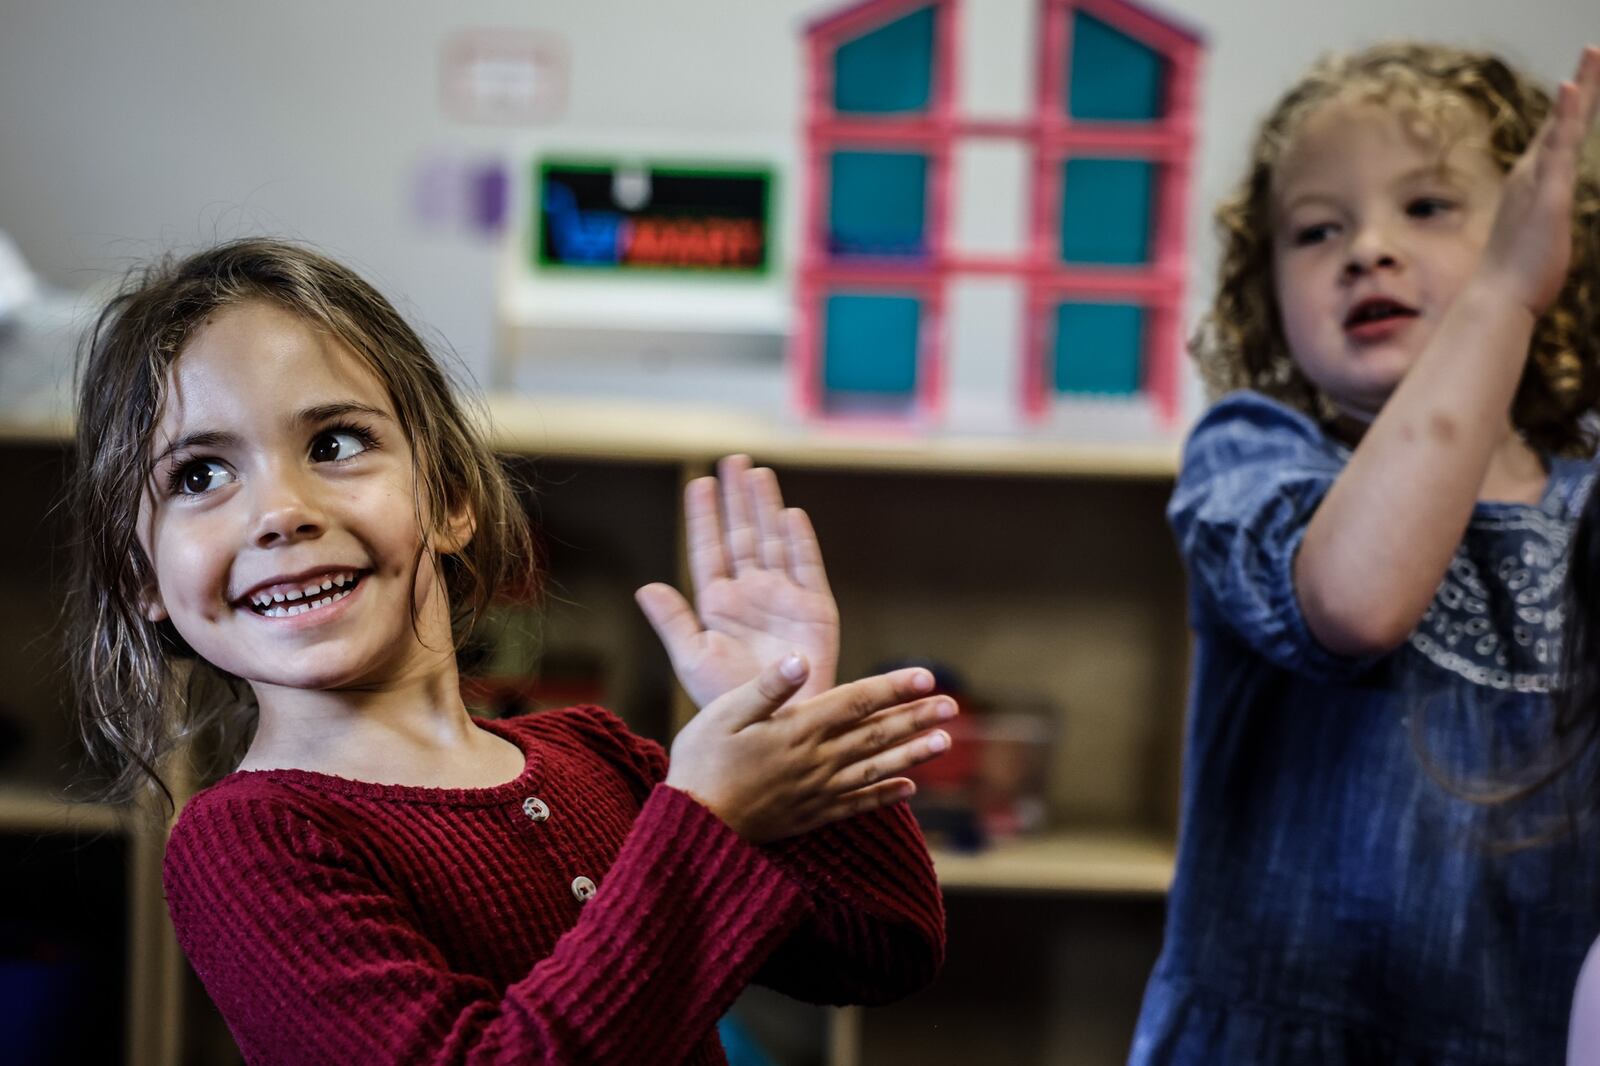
top-left (754, 802), bottom-right (946, 1004)
top-left (164, 778), bottom-right (809, 1065)
top-left (572, 706), bottom-right (946, 1004)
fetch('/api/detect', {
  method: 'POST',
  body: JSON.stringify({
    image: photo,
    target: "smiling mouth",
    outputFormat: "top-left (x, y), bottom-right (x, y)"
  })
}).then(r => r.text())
top-left (246, 571), bottom-right (364, 618)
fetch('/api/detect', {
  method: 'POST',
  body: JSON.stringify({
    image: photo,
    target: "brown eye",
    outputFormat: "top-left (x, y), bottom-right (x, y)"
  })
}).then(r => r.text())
top-left (1293, 222), bottom-right (1336, 247)
top-left (173, 460), bottom-right (234, 496)
top-left (310, 429), bottom-right (369, 463)
top-left (1407, 197), bottom-right (1455, 219)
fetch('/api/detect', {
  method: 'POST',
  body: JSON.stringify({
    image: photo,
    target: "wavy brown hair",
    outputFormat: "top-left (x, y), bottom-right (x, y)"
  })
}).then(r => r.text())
top-left (67, 239), bottom-right (539, 808)
top-left (1193, 41), bottom-right (1600, 456)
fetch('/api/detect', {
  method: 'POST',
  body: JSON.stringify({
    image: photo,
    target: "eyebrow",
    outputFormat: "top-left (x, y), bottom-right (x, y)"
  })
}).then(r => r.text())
top-left (298, 401), bottom-right (393, 428)
top-left (150, 401), bottom-right (394, 467)
top-left (1279, 163), bottom-right (1466, 216)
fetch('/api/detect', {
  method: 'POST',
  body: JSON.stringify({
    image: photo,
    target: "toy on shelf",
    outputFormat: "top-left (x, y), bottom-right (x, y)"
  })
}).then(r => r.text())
top-left (795, 0), bottom-right (1203, 424)
top-left (876, 660), bottom-right (1058, 852)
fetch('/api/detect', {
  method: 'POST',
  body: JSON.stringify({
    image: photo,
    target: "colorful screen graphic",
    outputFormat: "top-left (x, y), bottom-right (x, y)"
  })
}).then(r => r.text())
top-left (535, 161), bottom-right (772, 274)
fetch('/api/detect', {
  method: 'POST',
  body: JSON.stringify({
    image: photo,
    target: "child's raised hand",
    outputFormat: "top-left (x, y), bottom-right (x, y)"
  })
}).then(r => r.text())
top-left (636, 455), bottom-right (841, 709)
top-left (1479, 45), bottom-right (1600, 315)
top-left (664, 655), bottom-right (955, 843)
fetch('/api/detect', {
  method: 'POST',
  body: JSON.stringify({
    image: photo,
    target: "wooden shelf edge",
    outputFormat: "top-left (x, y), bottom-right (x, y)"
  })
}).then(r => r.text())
top-left (0, 414), bottom-right (72, 445)
top-left (483, 394), bottom-right (1180, 479)
top-left (0, 396), bottom-right (1181, 479)
top-left (930, 829), bottom-right (1175, 895)
top-left (0, 788), bottom-right (130, 835)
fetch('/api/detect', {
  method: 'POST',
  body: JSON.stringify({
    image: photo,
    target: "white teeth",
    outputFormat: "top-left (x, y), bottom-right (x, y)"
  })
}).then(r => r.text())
top-left (259, 586), bottom-right (353, 618)
top-left (249, 572), bottom-right (359, 613)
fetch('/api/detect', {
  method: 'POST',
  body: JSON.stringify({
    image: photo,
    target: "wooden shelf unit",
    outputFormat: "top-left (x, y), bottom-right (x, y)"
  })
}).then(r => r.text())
top-left (0, 394), bottom-right (1186, 1065)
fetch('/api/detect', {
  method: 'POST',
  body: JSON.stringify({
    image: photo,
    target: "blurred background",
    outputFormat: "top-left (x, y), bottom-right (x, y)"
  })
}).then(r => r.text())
top-left (0, 1), bottom-right (1595, 1064)
top-left (2, 0), bottom-right (1590, 409)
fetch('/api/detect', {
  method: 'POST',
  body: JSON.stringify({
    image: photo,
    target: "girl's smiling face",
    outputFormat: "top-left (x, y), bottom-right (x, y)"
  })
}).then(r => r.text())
top-left (1271, 98), bottom-right (1506, 419)
top-left (137, 300), bottom-right (465, 699)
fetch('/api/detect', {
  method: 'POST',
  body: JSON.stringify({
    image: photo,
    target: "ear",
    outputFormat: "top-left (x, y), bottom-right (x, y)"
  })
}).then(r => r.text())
top-left (433, 501), bottom-right (476, 556)
top-left (140, 583), bottom-right (169, 624)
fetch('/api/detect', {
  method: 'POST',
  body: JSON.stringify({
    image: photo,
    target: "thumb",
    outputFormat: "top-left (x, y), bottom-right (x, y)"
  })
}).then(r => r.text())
top-left (702, 653), bottom-right (810, 731)
top-left (634, 583), bottom-right (702, 663)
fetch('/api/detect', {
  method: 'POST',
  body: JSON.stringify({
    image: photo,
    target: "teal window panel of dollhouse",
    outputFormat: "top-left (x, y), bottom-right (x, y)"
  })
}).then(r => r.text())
top-left (1059, 158), bottom-right (1154, 264)
top-left (1054, 302), bottom-right (1143, 395)
top-left (833, 6), bottom-right (936, 113)
top-left (829, 151), bottom-right (928, 257)
top-left (1066, 11), bottom-right (1166, 121)
top-left (823, 294), bottom-right (921, 395)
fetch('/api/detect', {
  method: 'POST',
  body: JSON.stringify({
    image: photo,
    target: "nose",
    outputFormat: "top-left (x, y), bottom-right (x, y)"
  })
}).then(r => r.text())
top-left (1342, 222), bottom-right (1402, 280)
top-left (250, 464), bottom-right (327, 549)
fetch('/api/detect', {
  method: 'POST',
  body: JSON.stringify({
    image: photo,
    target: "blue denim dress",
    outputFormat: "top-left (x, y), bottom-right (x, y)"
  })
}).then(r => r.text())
top-left (1131, 392), bottom-right (1600, 1065)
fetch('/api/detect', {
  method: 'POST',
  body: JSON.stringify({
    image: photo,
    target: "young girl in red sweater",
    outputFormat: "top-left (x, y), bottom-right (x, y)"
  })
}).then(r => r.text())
top-left (66, 239), bottom-right (952, 1064)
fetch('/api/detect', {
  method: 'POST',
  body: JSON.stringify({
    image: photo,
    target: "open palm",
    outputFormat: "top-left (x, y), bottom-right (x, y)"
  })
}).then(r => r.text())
top-left (636, 455), bottom-right (841, 709)
top-left (1482, 45), bottom-right (1600, 314)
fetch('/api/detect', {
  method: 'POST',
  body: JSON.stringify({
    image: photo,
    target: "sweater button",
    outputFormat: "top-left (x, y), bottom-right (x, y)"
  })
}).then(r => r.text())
top-left (521, 797), bottom-right (549, 822)
top-left (571, 876), bottom-right (597, 903)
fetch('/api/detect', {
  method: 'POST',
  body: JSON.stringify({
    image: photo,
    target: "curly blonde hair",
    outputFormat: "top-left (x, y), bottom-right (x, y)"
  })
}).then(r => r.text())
top-left (67, 239), bottom-right (540, 807)
top-left (1194, 41), bottom-right (1600, 456)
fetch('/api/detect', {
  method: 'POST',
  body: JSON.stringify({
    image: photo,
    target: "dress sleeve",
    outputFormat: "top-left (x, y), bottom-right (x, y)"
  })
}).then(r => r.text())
top-left (164, 780), bottom-right (809, 1066)
top-left (1168, 391), bottom-right (1380, 681)
top-left (752, 801), bottom-right (945, 1005)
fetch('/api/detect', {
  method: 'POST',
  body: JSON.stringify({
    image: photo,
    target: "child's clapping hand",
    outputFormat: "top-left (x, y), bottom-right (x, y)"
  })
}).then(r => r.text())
top-left (665, 656), bottom-right (955, 843)
top-left (636, 455), bottom-right (841, 708)
top-left (1479, 45), bottom-right (1599, 315)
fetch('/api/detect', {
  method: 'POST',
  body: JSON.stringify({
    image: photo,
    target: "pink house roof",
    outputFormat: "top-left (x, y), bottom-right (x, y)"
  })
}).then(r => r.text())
top-left (805, 0), bottom-right (1205, 51)
top-left (1082, 0), bottom-right (1205, 47)
top-left (804, 0), bottom-right (946, 46)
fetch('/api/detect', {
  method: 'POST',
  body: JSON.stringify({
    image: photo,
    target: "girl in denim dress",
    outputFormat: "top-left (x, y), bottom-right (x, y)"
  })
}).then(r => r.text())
top-left (1131, 43), bottom-right (1600, 1065)
top-left (1551, 430), bottom-right (1600, 1063)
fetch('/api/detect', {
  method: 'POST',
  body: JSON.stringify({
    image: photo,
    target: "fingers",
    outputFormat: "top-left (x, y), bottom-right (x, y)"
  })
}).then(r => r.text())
top-left (684, 476), bottom-right (730, 592)
top-left (702, 652), bottom-right (810, 731)
top-left (634, 583), bottom-right (703, 658)
top-left (805, 667), bottom-right (938, 733)
top-left (830, 720), bottom-right (953, 793)
top-left (1576, 46), bottom-right (1600, 127)
top-left (804, 778), bottom-right (920, 831)
top-left (783, 507), bottom-right (833, 594)
top-left (828, 696), bottom-right (958, 767)
top-left (1528, 84), bottom-right (1575, 191)
top-left (751, 466), bottom-right (790, 572)
top-left (1546, 81), bottom-right (1583, 165)
top-left (718, 454), bottom-right (760, 576)
top-left (1543, 48), bottom-right (1600, 168)
top-left (716, 455), bottom-right (799, 578)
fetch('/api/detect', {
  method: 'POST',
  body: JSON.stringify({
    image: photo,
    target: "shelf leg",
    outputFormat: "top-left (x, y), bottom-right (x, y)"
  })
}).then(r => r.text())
top-left (827, 1005), bottom-right (863, 1066)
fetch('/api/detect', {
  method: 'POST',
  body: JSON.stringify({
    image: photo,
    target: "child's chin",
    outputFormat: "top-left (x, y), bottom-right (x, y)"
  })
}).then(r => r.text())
top-left (235, 660), bottom-right (373, 694)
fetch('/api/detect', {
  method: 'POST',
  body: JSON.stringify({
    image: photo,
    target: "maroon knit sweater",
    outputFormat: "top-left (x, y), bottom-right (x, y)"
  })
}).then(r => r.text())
top-left (163, 706), bottom-right (946, 1065)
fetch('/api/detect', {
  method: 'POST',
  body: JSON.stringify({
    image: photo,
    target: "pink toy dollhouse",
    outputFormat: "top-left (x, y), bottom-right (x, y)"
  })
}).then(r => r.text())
top-left (795, 0), bottom-right (1202, 424)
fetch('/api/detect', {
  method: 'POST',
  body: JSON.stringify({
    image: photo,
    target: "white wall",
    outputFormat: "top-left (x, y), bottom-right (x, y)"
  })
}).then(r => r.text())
top-left (1, 0), bottom-right (1594, 403)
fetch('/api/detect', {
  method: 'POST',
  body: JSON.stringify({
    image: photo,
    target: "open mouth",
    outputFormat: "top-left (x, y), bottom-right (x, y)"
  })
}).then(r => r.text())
top-left (245, 571), bottom-right (364, 618)
top-left (1344, 298), bottom-right (1418, 330)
